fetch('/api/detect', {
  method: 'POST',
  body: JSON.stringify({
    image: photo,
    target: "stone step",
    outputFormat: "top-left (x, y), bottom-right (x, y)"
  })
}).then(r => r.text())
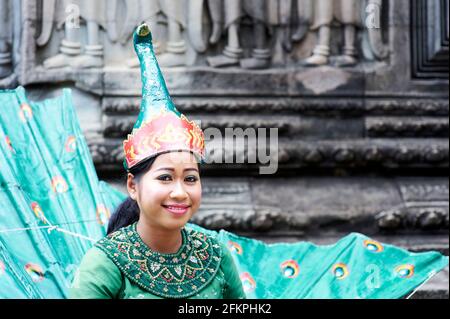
top-left (101, 96), bottom-right (449, 117)
top-left (102, 114), bottom-right (449, 139)
top-left (366, 117), bottom-right (449, 138)
top-left (410, 266), bottom-right (449, 299)
top-left (91, 136), bottom-right (449, 172)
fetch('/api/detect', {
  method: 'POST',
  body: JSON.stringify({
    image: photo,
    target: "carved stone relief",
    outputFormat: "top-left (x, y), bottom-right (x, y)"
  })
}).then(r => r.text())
top-left (37, 0), bottom-right (107, 69)
top-left (305, 0), bottom-right (362, 66)
top-left (27, 0), bottom-right (390, 73)
top-left (375, 179), bottom-right (449, 231)
top-left (206, 0), bottom-right (272, 69)
top-left (302, 0), bottom-right (388, 66)
top-left (120, 0), bottom-right (188, 68)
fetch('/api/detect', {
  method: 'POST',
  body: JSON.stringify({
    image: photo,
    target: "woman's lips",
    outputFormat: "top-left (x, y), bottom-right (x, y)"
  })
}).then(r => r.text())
top-left (162, 205), bottom-right (190, 215)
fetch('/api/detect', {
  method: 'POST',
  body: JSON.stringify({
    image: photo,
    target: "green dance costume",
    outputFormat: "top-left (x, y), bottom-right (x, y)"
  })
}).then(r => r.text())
top-left (0, 24), bottom-right (448, 299)
top-left (69, 224), bottom-right (245, 299)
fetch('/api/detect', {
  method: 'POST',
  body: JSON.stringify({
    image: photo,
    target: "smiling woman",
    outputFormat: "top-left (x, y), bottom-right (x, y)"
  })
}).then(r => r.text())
top-left (128, 152), bottom-right (202, 253)
top-left (68, 24), bottom-right (245, 299)
top-left (69, 152), bottom-right (245, 299)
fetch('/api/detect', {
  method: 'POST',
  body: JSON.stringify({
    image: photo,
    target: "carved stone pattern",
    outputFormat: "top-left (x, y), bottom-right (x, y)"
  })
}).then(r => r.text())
top-left (285, 140), bottom-right (449, 166)
top-left (103, 116), bottom-right (298, 138)
top-left (191, 207), bottom-right (293, 232)
top-left (375, 206), bottom-right (449, 231)
top-left (88, 138), bottom-right (125, 166)
top-left (103, 114), bottom-right (449, 139)
top-left (192, 204), bottom-right (450, 233)
top-left (366, 117), bottom-right (449, 137)
top-left (102, 97), bottom-right (364, 115)
top-left (399, 184), bottom-right (449, 201)
top-left (201, 184), bottom-right (250, 196)
top-left (88, 138), bottom-right (449, 168)
top-left (365, 100), bottom-right (449, 116)
top-left (102, 97), bottom-right (449, 116)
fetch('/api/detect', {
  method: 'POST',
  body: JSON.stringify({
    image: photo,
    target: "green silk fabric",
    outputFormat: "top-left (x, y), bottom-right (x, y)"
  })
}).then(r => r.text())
top-left (0, 87), bottom-right (124, 298)
top-left (214, 229), bottom-right (448, 299)
top-left (0, 87), bottom-right (448, 299)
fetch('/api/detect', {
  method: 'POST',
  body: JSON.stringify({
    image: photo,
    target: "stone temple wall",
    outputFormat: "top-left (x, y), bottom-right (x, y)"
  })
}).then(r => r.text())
top-left (1, 0), bottom-right (449, 297)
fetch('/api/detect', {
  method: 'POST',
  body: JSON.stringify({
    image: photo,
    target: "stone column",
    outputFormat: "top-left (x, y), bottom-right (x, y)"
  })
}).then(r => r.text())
top-left (43, 0), bottom-right (105, 69)
top-left (240, 0), bottom-right (271, 69)
top-left (71, 0), bottom-right (104, 68)
top-left (207, 0), bottom-right (272, 69)
top-left (126, 0), bottom-right (187, 68)
top-left (43, 0), bottom-right (82, 69)
top-left (0, 0), bottom-right (13, 78)
top-left (208, 0), bottom-right (224, 44)
top-left (156, 0), bottom-right (187, 67)
top-left (304, 0), bottom-right (360, 66)
top-left (207, 0), bottom-right (244, 67)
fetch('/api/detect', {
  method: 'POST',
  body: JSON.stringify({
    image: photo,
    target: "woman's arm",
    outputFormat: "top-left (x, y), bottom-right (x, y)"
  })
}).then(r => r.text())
top-left (69, 247), bottom-right (123, 299)
top-left (220, 244), bottom-right (246, 299)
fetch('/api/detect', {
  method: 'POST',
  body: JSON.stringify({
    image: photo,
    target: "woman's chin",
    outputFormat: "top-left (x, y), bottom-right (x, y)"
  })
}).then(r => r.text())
top-left (162, 215), bottom-right (192, 230)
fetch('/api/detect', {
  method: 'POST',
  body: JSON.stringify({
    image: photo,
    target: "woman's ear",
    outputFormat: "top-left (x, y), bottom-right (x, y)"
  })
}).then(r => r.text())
top-left (127, 173), bottom-right (137, 200)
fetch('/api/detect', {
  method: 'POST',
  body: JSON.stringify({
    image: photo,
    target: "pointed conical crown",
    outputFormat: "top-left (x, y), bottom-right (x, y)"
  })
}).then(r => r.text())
top-left (123, 24), bottom-right (205, 170)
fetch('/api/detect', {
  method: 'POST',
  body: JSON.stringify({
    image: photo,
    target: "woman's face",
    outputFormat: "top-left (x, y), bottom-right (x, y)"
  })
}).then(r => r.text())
top-left (127, 152), bottom-right (202, 231)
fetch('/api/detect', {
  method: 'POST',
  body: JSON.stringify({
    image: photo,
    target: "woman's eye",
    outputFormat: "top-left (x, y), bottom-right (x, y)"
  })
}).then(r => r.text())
top-left (185, 176), bottom-right (198, 183)
top-left (157, 175), bottom-right (172, 182)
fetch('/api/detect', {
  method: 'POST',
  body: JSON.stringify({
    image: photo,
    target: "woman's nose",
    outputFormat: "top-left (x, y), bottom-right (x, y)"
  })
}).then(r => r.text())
top-left (170, 181), bottom-right (188, 200)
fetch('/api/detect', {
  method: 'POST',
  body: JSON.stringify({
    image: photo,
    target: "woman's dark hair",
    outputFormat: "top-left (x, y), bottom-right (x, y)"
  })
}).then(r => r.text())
top-left (106, 156), bottom-right (156, 235)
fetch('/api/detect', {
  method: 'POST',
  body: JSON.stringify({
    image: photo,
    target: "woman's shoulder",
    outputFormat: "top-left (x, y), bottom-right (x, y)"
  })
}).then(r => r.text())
top-left (69, 245), bottom-right (124, 299)
top-left (78, 245), bottom-right (120, 273)
top-left (83, 245), bottom-right (109, 260)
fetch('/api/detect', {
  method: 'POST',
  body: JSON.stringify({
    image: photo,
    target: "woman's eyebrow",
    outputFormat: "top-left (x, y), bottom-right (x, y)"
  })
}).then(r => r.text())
top-left (155, 167), bottom-right (199, 172)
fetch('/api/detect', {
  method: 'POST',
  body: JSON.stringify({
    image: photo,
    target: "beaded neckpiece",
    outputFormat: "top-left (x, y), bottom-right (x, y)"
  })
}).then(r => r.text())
top-left (95, 223), bottom-right (222, 298)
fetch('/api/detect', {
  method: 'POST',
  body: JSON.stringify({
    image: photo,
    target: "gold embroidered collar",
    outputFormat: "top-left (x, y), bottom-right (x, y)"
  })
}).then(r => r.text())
top-left (95, 223), bottom-right (222, 298)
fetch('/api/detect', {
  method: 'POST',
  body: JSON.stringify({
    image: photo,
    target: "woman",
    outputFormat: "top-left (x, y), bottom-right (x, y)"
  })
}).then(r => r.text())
top-left (68, 23), bottom-right (448, 300)
top-left (69, 24), bottom-right (245, 299)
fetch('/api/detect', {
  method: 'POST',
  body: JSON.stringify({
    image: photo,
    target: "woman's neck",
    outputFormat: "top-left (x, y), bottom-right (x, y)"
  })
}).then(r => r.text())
top-left (136, 220), bottom-right (183, 254)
